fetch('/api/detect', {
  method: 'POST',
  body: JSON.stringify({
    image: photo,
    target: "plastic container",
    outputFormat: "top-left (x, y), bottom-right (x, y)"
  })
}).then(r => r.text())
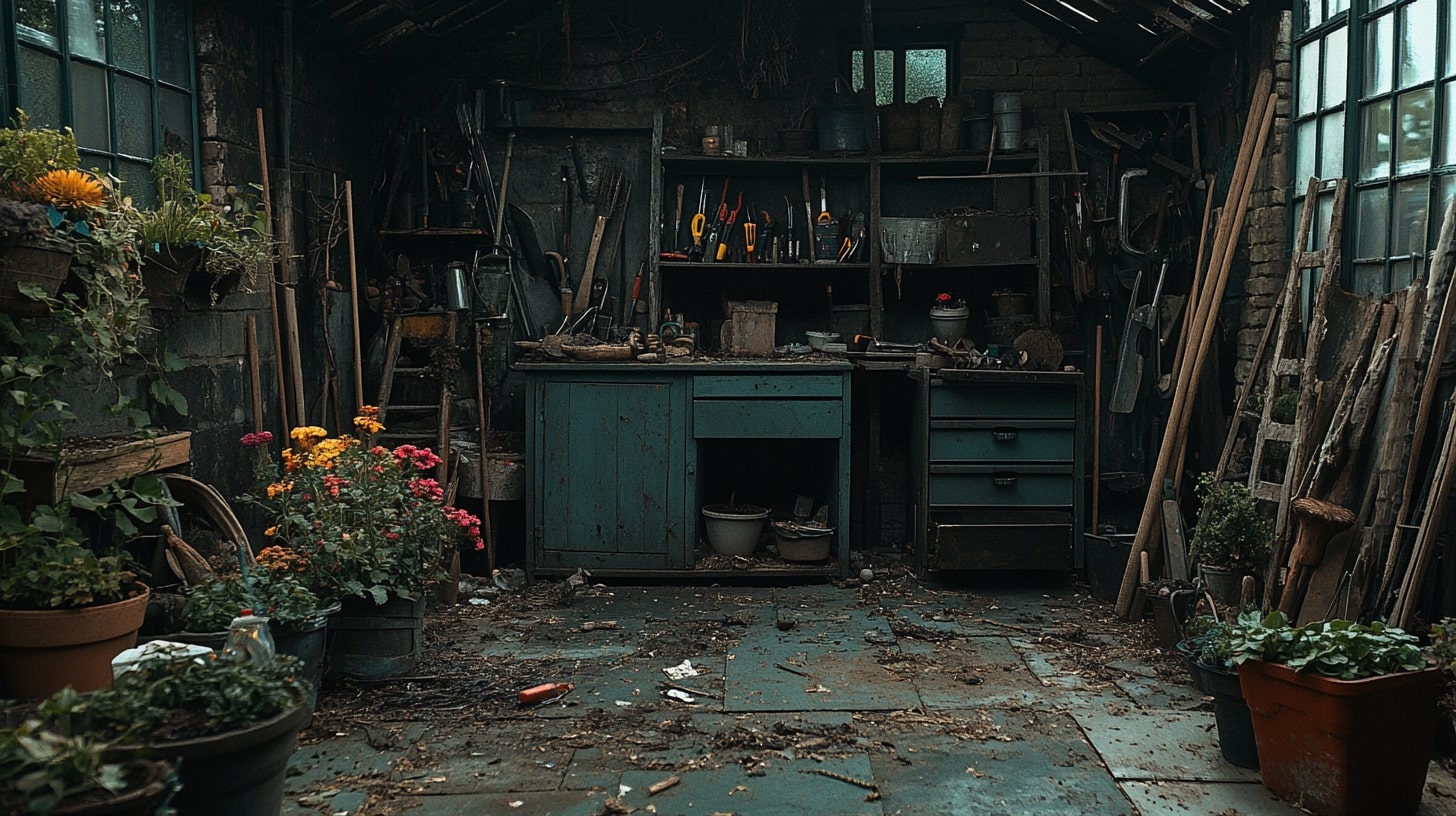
top-left (221, 609), bottom-right (276, 665)
top-left (702, 504), bottom-right (769, 556)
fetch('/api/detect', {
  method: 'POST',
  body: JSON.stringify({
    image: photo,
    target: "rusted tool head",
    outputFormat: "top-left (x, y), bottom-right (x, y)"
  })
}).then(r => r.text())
top-left (1291, 497), bottom-right (1357, 530)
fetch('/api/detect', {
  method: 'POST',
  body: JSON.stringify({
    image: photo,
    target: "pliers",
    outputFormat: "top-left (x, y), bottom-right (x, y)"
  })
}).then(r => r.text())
top-left (837, 212), bottom-right (866, 263)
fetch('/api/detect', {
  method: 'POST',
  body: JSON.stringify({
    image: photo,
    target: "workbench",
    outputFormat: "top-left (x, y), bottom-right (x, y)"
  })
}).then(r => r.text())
top-left (908, 368), bottom-right (1085, 573)
top-left (521, 360), bottom-right (853, 577)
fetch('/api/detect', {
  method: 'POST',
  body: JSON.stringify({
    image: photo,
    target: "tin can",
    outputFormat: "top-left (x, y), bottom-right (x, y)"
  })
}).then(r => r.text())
top-left (701, 135), bottom-right (722, 155)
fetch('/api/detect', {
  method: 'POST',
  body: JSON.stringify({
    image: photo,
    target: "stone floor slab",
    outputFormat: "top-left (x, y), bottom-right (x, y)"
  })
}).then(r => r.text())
top-left (614, 757), bottom-right (882, 815)
top-left (1072, 708), bottom-right (1260, 782)
top-left (1120, 781), bottom-right (1299, 815)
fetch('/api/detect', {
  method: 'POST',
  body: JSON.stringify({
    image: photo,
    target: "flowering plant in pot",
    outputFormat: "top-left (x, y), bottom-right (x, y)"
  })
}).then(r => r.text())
top-left (1225, 611), bottom-right (1437, 815)
top-left (1188, 474), bottom-right (1272, 604)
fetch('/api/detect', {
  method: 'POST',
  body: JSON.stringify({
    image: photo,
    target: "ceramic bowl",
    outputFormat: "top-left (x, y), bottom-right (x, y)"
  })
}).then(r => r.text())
top-left (805, 331), bottom-right (840, 351)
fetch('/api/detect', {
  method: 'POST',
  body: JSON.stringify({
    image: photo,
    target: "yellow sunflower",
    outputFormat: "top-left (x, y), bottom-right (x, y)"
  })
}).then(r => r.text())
top-left (28, 169), bottom-right (105, 210)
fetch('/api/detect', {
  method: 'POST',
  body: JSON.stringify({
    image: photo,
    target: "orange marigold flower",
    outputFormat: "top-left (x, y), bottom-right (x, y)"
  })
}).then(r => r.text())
top-left (290, 426), bottom-right (329, 450)
top-left (27, 169), bottom-right (104, 210)
top-left (263, 526), bottom-right (277, 537)
top-left (358, 405), bottom-right (380, 419)
top-left (280, 449), bottom-right (299, 471)
top-left (266, 480), bottom-right (293, 498)
top-left (354, 416), bottom-right (384, 434)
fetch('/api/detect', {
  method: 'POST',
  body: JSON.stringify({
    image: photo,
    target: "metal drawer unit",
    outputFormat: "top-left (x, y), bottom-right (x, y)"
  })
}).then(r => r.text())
top-left (910, 369), bottom-right (1085, 572)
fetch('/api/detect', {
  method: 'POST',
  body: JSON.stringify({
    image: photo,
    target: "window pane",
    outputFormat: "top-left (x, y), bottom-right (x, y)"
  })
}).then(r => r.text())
top-left (1399, 0), bottom-right (1436, 89)
top-left (1395, 87), bottom-right (1434, 174)
top-left (1298, 40), bottom-right (1320, 116)
top-left (1361, 99), bottom-right (1392, 180)
top-left (1319, 111), bottom-right (1345, 178)
top-left (1365, 13), bottom-right (1393, 97)
top-left (1329, 0), bottom-right (1348, 13)
top-left (1356, 188), bottom-right (1388, 259)
top-left (16, 0), bottom-right (59, 44)
top-left (1443, 82), bottom-right (1456, 166)
top-left (1393, 179), bottom-right (1429, 256)
top-left (1323, 30), bottom-right (1346, 109)
top-left (1292, 198), bottom-right (1307, 253)
top-left (1436, 176), bottom-right (1456, 247)
top-left (113, 75), bottom-right (152, 157)
top-left (1304, 0), bottom-right (1324, 30)
top-left (1448, 9), bottom-right (1456, 78)
top-left (1296, 119), bottom-right (1319, 190)
top-left (1391, 259), bottom-right (1415, 289)
top-left (905, 49), bottom-right (946, 104)
top-left (1352, 262), bottom-right (1386, 295)
top-left (109, 0), bottom-right (150, 76)
top-left (155, 0), bottom-right (190, 87)
top-left (67, 0), bottom-right (106, 60)
top-left (17, 48), bottom-right (63, 129)
top-left (117, 158), bottom-right (154, 209)
top-left (1369, 0), bottom-right (1394, 9)
top-left (70, 61), bottom-right (110, 151)
top-left (160, 88), bottom-right (192, 156)
top-left (1315, 190), bottom-right (1335, 252)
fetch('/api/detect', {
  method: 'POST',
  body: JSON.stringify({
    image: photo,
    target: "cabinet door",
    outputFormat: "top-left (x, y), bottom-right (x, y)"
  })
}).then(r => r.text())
top-left (538, 380), bottom-right (683, 570)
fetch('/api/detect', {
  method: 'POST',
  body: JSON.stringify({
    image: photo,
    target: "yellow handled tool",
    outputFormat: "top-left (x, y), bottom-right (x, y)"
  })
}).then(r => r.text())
top-left (691, 213), bottom-right (706, 247)
top-left (744, 221), bottom-right (757, 263)
top-left (817, 174), bottom-right (833, 224)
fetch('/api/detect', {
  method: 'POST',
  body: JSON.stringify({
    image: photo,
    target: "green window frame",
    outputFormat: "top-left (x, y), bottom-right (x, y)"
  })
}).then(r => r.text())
top-left (1293, 0), bottom-right (1455, 294)
top-left (2, 0), bottom-right (197, 207)
top-left (851, 37), bottom-right (955, 106)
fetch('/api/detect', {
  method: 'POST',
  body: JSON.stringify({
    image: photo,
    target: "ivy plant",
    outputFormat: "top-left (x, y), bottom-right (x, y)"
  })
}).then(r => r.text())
top-left (1223, 610), bottom-right (1426, 680)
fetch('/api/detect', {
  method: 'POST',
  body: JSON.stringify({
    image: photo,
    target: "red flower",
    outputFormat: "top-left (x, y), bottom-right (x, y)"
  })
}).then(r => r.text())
top-left (240, 431), bottom-right (275, 448)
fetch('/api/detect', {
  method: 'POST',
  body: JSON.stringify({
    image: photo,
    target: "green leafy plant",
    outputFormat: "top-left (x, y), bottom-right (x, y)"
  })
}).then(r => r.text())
top-left (1188, 473), bottom-right (1273, 571)
top-left (1223, 610), bottom-right (1426, 680)
top-left (182, 562), bottom-right (322, 633)
top-left (0, 530), bottom-right (139, 611)
top-left (238, 416), bottom-right (483, 605)
top-left (0, 111), bottom-right (80, 192)
top-left (1271, 390), bottom-right (1299, 424)
top-left (0, 718), bottom-right (133, 814)
top-left (33, 654), bottom-right (303, 744)
top-left (131, 152), bottom-right (274, 301)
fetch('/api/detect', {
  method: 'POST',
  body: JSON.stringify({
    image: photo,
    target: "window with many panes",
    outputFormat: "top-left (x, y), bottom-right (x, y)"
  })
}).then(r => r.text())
top-left (3, 0), bottom-right (196, 207)
top-left (1294, 0), bottom-right (1454, 293)
top-left (851, 38), bottom-right (954, 105)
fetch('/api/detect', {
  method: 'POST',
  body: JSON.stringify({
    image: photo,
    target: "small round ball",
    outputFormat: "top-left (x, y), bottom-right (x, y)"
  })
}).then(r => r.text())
top-left (859, 568), bottom-right (874, 582)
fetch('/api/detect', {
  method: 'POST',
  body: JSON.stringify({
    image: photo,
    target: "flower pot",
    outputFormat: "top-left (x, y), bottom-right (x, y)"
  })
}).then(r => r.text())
top-left (0, 585), bottom-right (150, 699)
top-left (1144, 587), bottom-right (1194, 648)
top-left (325, 594), bottom-right (426, 683)
top-left (773, 530), bottom-right (832, 562)
top-left (701, 504), bottom-right (769, 557)
top-left (929, 305), bottom-right (969, 345)
top-left (0, 240), bottom-right (73, 316)
top-left (1239, 660), bottom-right (1440, 816)
top-left (115, 700), bottom-right (309, 816)
top-left (1195, 660), bottom-right (1259, 769)
top-left (140, 244), bottom-right (204, 302)
top-left (1198, 563), bottom-right (1245, 608)
top-left (275, 603), bottom-right (339, 711)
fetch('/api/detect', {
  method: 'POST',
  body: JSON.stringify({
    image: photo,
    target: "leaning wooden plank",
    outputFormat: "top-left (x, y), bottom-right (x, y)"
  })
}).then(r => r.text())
top-left (10, 431), bottom-right (192, 503)
top-left (1115, 76), bottom-right (1275, 618)
top-left (1163, 500), bottom-right (1191, 584)
top-left (1392, 392), bottom-right (1456, 627)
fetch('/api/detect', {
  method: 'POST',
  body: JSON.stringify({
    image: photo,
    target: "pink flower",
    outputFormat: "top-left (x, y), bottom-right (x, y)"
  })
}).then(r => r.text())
top-left (240, 431), bottom-right (275, 448)
top-left (408, 477), bottom-right (445, 501)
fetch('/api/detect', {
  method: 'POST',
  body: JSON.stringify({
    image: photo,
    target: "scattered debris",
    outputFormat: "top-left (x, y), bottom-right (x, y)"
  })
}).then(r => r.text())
top-left (663, 659), bottom-right (699, 680)
top-left (800, 767), bottom-right (878, 792)
top-left (774, 663), bottom-right (811, 678)
top-left (648, 775), bottom-right (681, 795)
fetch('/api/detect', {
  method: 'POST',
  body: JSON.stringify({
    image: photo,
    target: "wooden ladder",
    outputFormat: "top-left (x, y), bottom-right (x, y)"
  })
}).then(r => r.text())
top-left (1241, 177), bottom-right (1347, 532)
top-left (375, 311), bottom-right (461, 484)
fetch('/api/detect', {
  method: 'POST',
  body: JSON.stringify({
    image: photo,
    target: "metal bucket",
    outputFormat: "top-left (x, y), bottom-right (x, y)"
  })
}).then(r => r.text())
top-left (471, 256), bottom-right (511, 321)
top-left (325, 594), bottom-right (425, 682)
top-left (816, 98), bottom-right (866, 152)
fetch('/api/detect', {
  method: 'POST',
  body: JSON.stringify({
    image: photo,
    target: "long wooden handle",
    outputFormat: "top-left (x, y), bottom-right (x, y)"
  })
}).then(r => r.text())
top-left (573, 215), bottom-right (609, 315)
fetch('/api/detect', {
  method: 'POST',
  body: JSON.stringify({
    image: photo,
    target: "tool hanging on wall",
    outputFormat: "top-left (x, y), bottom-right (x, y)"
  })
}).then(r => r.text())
top-left (572, 166), bottom-right (623, 316)
top-left (661, 183), bottom-right (687, 261)
top-left (702, 178), bottom-right (729, 263)
top-left (716, 192), bottom-right (744, 262)
top-left (688, 178), bottom-right (708, 260)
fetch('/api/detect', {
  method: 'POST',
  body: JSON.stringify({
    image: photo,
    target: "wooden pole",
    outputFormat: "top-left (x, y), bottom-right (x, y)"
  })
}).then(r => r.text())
top-left (475, 325), bottom-right (497, 572)
top-left (1116, 77), bottom-right (1274, 618)
top-left (256, 108), bottom-right (292, 435)
top-left (344, 180), bottom-right (365, 410)
top-left (245, 314), bottom-right (264, 435)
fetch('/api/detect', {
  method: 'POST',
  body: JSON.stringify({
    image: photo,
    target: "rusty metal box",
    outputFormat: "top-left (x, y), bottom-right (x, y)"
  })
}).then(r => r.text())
top-left (943, 213), bottom-right (1034, 264)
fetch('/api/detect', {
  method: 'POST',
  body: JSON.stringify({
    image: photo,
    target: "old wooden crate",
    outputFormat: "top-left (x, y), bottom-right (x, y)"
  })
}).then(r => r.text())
top-left (11, 431), bottom-right (192, 503)
top-left (943, 212), bottom-right (1034, 264)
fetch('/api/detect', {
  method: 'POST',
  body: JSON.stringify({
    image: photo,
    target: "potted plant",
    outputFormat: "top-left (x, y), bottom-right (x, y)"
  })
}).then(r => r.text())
top-left (1177, 613), bottom-right (1260, 769)
top-left (20, 652), bottom-right (308, 816)
top-left (929, 292), bottom-right (969, 345)
top-left (131, 153), bottom-right (272, 305)
top-left (1226, 611), bottom-right (1438, 816)
top-left (1188, 474), bottom-right (1273, 606)
top-left (0, 718), bottom-right (173, 815)
top-left (0, 521), bottom-right (150, 700)
top-left (239, 409), bottom-right (483, 681)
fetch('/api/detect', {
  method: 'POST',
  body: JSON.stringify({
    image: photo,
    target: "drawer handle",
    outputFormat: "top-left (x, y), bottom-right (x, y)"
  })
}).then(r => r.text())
top-left (992, 472), bottom-right (1018, 487)
top-left (992, 428), bottom-right (1019, 442)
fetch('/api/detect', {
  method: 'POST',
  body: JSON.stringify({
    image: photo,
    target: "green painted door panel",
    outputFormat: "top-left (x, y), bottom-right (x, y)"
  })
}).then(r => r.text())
top-left (692, 399), bottom-right (843, 438)
top-left (540, 380), bottom-right (679, 567)
top-left (928, 422), bottom-right (1074, 462)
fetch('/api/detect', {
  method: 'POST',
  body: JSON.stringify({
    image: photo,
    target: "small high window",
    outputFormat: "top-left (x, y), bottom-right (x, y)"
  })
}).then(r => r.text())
top-left (851, 43), bottom-right (952, 105)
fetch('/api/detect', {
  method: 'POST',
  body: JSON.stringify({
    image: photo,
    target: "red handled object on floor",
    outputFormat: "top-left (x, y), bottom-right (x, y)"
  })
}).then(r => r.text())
top-left (519, 682), bottom-right (575, 705)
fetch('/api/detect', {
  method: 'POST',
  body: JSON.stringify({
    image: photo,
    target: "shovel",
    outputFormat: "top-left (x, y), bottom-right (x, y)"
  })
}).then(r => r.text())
top-left (1109, 254), bottom-right (1167, 414)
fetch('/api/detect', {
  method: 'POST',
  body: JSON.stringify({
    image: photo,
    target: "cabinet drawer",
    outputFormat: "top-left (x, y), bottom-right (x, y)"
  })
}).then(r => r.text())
top-left (929, 467), bottom-right (1072, 507)
top-left (929, 421), bottom-right (1073, 462)
top-left (931, 385), bottom-right (1074, 419)
top-left (693, 399), bottom-right (843, 438)
top-left (694, 375), bottom-right (843, 399)
top-left (932, 521), bottom-right (1073, 570)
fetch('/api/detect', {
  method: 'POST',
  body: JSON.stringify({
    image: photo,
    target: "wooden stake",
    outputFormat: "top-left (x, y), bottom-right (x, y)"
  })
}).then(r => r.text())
top-left (1116, 76), bottom-right (1275, 618)
top-left (344, 180), bottom-right (364, 411)
top-left (256, 108), bottom-right (292, 435)
top-left (245, 314), bottom-right (264, 434)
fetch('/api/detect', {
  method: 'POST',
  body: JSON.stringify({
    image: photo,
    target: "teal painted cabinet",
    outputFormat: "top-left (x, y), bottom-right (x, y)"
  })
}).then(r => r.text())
top-left (531, 374), bottom-right (691, 571)
top-left (523, 362), bottom-right (852, 576)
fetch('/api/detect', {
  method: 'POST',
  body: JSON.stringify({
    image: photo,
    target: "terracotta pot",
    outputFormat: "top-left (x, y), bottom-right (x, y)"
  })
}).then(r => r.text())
top-left (46, 759), bottom-right (173, 816)
top-left (0, 585), bottom-right (150, 699)
top-left (1239, 660), bottom-right (1440, 816)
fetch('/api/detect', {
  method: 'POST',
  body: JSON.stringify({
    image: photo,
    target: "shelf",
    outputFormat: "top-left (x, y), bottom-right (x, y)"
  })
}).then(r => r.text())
top-left (660, 261), bottom-right (870, 272)
top-left (378, 228), bottom-right (485, 237)
top-left (661, 153), bottom-right (871, 172)
top-left (880, 258), bottom-right (1040, 269)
